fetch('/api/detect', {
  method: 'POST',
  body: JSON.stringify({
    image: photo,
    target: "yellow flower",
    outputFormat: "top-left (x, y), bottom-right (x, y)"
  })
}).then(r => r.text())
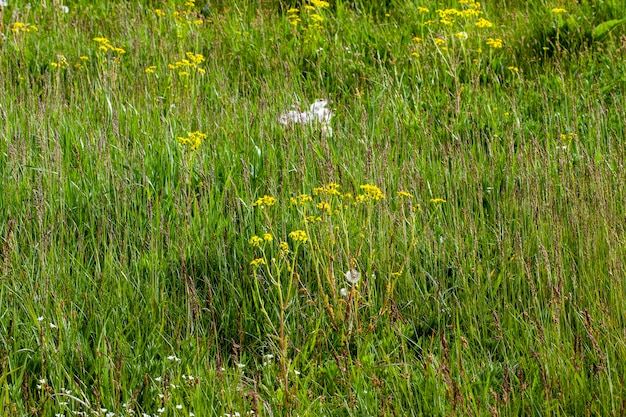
top-left (317, 201), bottom-right (331, 213)
top-left (433, 37), bottom-right (446, 45)
top-left (475, 17), bottom-right (493, 28)
top-left (249, 236), bottom-right (263, 247)
top-left (279, 241), bottom-right (291, 255)
top-left (417, 6), bottom-right (429, 13)
top-left (155, 9), bottom-right (166, 17)
top-left (412, 36), bottom-right (423, 43)
top-left (253, 195), bottom-right (277, 207)
top-left (80, 56), bottom-right (89, 61)
top-left (263, 233), bottom-right (273, 242)
top-left (288, 230), bottom-right (308, 243)
top-left (430, 198), bottom-right (447, 204)
top-left (507, 66), bottom-right (519, 72)
top-left (177, 131), bottom-right (206, 150)
top-left (486, 38), bottom-right (503, 48)
top-left (310, 0), bottom-right (330, 8)
top-left (551, 8), bottom-right (567, 14)
top-left (145, 66), bottom-right (157, 74)
top-left (397, 191), bottom-right (413, 198)
top-left (455, 31), bottom-right (469, 41)
top-left (359, 184), bottom-right (386, 201)
top-left (250, 258), bottom-right (266, 267)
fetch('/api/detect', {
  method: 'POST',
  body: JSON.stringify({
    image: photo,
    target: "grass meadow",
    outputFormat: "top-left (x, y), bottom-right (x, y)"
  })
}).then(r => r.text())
top-left (1, 0), bottom-right (626, 415)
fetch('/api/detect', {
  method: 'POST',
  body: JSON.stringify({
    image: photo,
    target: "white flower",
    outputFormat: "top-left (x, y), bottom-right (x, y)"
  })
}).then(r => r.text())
top-left (278, 99), bottom-right (333, 137)
top-left (340, 287), bottom-right (348, 297)
top-left (157, 408), bottom-right (165, 414)
top-left (236, 362), bottom-right (245, 368)
top-left (50, 322), bottom-right (58, 329)
top-left (167, 355), bottom-right (181, 362)
top-left (176, 405), bottom-right (183, 410)
top-left (345, 269), bottom-right (361, 285)
top-left (37, 316), bottom-right (44, 322)
top-left (60, 5), bottom-right (69, 13)
top-left (154, 376), bottom-right (162, 382)
top-left (0, 1), bottom-right (7, 7)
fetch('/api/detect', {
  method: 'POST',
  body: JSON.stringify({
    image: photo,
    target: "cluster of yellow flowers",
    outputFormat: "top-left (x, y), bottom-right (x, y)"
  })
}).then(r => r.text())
top-left (93, 37), bottom-right (126, 55)
top-left (253, 195), bottom-right (277, 207)
top-left (168, 52), bottom-right (206, 77)
top-left (49, 55), bottom-right (70, 70)
top-left (288, 230), bottom-right (309, 243)
top-left (287, 0), bottom-right (329, 44)
top-left (249, 234), bottom-right (273, 247)
top-left (356, 184), bottom-right (386, 202)
top-left (486, 37), bottom-right (503, 48)
top-left (11, 22), bottom-right (38, 33)
top-left (177, 131), bottom-right (206, 151)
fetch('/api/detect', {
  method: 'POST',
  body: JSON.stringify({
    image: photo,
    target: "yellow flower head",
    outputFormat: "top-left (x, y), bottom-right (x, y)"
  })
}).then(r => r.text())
top-left (253, 195), bottom-right (277, 207)
top-left (288, 230), bottom-right (308, 243)
top-left (430, 198), bottom-right (447, 204)
top-left (250, 258), bottom-right (266, 267)
top-left (475, 17), bottom-right (493, 28)
top-left (310, 0), bottom-right (330, 8)
top-left (397, 191), bottom-right (413, 198)
top-left (249, 236), bottom-right (263, 247)
top-left (551, 8), bottom-right (567, 14)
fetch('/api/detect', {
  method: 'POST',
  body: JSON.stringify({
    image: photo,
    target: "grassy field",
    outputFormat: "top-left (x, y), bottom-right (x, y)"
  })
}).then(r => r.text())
top-left (1, 0), bottom-right (626, 415)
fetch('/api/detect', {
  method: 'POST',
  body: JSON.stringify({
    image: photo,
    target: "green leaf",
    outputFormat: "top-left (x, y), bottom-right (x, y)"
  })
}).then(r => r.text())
top-left (592, 18), bottom-right (626, 41)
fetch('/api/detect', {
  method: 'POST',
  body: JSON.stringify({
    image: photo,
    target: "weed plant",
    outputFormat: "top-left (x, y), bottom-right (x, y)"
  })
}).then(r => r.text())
top-left (1, 0), bottom-right (626, 415)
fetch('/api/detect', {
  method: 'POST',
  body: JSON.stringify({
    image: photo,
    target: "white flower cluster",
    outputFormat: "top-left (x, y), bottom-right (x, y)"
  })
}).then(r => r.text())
top-left (278, 99), bottom-right (333, 137)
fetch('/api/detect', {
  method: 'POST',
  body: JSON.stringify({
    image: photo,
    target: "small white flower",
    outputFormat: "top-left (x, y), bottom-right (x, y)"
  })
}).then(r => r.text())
top-left (236, 362), bottom-right (245, 368)
top-left (60, 5), bottom-right (69, 13)
top-left (340, 287), bottom-right (348, 297)
top-left (293, 369), bottom-right (301, 375)
top-left (37, 316), bottom-right (44, 322)
top-left (154, 376), bottom-right (162, 382)
top-left (50, 322), bottom-right (58, 329)
top-left (0, 0), bottom-right (8, 7)
top-left (167, 355), bottom-right (181, 362)
top-left (176, 405), bottom-right (183, 410)
top-left (190, 413), bottom-right (195, 417)
top-left (345, 269), bottom-right (361, 285)
top-left (157, 408), bottom-right (165, 414)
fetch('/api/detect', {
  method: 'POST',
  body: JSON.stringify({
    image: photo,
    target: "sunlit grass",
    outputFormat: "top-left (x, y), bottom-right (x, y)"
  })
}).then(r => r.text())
top-left (1, 0), bottom-right (626, 415)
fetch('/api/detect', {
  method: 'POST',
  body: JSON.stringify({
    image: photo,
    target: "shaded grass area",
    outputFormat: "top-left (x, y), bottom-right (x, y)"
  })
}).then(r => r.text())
top-left (1, 0), bottom-right (626, 415)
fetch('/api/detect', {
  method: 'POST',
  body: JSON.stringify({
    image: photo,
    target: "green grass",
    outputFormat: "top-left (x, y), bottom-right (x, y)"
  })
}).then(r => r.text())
top-left (1, 0), bottom-right (626, 415)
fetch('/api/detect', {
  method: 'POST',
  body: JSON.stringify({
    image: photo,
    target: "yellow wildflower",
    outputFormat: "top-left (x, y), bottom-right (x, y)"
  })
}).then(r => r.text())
top-left (310, 0), bottom-right (330, 8)
top-left (475, 17), bottom-right (493, 28)
top-left (486, 38), bottom-right (503, 48)
top-left (249, 236), bottom-right (263, 247)
top-left (155, 9), bottom-right (166, 17)
top-left (250, 258), bottom-right (266, 267)
top-left (551, 8), bottom-right (567, 14)
top-left (279, 241), bottom-right (290, 254)
top-left (145, 66), bottom-right (157, 74)
top-left (360, 184), bottom-right (386, 201)
top-left (263, 233), bottom-right (273, 242)
top-left (430, 198), bottom-right (447, 204)
top-left (253, 195), bottom-right (277, 207)
top-left (417, 6), bottom-right (429, 13)
top-left (397, 191), bottom-right (413, 198)
top-left (288, 230), bottom-right (308, 243)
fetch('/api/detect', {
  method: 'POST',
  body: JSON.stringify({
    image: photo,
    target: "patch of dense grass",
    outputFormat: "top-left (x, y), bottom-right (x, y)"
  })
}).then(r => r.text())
top-left (1, 0), bottom-right (625, 415)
